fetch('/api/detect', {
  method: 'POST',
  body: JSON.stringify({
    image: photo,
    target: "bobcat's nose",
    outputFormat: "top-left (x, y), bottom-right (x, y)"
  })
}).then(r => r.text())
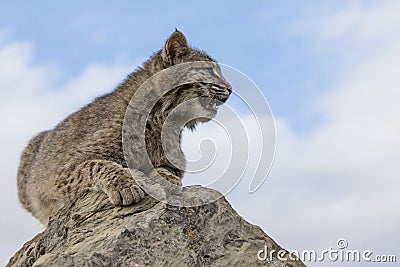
top-left (226, 84), bottom-right (233, 94)
top-left (219, 83), bottom-right (232, 103)
top-left (215, 87), bottom-right (231, 104)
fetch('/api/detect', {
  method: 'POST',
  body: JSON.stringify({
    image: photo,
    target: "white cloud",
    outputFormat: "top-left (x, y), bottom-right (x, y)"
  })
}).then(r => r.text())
top-left (290, 1), bottom-right (400, 45)
top-left (233, 1), bottom-right (400, 265)
top-left (0, 39), bottom-right (134, 265)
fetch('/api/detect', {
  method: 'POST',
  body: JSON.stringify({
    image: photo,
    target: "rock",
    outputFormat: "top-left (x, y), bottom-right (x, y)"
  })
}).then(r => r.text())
top-left (7, 186), bottom-right (305, 266)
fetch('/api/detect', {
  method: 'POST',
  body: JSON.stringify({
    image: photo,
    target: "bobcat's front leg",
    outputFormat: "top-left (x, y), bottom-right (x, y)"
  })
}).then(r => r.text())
top-left (71, 160), bottom-right (146, 205)
top-left (149, 167), bottom-right (183, 194)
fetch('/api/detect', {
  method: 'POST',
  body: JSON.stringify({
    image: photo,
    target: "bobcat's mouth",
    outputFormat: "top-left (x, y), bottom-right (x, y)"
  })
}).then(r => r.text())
top-left (199, 97), bottom-right (222, 113)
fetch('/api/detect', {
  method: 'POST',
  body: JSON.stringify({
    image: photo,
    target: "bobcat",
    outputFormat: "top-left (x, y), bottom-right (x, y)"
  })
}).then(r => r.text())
top-left (17, 30), bottom-right (232, 225)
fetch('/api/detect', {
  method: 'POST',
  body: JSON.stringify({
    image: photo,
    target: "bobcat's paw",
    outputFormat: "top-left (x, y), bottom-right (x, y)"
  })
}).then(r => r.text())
top-left (100, 168), bottom-right (145, 206)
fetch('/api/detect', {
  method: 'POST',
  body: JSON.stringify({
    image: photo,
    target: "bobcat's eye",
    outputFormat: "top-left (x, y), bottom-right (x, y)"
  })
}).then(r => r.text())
top-left (206, 68), bottom-right (222, 80)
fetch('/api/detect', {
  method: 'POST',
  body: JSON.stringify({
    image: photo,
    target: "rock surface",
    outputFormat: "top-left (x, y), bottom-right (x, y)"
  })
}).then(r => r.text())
top-left (8, 186), bottom-right (305, 266)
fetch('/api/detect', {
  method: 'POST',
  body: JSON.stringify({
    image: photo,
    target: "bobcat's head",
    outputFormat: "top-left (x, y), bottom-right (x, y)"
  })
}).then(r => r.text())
top-left (149, 30), bottom-right (232, 130)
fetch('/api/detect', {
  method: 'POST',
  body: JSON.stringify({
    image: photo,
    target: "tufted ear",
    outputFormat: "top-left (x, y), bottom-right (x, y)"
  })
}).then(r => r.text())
top-left (162, 29), bottom-right (189, 64)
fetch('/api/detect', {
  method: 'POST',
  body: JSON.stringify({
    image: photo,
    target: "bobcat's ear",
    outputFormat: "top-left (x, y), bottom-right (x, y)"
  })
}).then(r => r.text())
top-left (162, 30), bottom-right (189, 64)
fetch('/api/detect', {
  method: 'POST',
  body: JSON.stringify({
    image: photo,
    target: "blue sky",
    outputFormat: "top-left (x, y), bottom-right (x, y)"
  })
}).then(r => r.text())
top-left (1, 1), bottom-right (400, 266)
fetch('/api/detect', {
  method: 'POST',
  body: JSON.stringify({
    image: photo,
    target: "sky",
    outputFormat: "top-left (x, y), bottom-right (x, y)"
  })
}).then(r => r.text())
top-left (1, 1), bottom-right (400, 266)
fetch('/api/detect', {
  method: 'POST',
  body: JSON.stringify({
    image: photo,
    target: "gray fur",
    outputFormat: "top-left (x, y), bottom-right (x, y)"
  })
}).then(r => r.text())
top-left (17, 30), bottom-right (232, 225)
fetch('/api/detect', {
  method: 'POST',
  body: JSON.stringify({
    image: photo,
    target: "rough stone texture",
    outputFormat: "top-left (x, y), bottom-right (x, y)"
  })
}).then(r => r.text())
top-left (8, 186), bottom-right (305, 267)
